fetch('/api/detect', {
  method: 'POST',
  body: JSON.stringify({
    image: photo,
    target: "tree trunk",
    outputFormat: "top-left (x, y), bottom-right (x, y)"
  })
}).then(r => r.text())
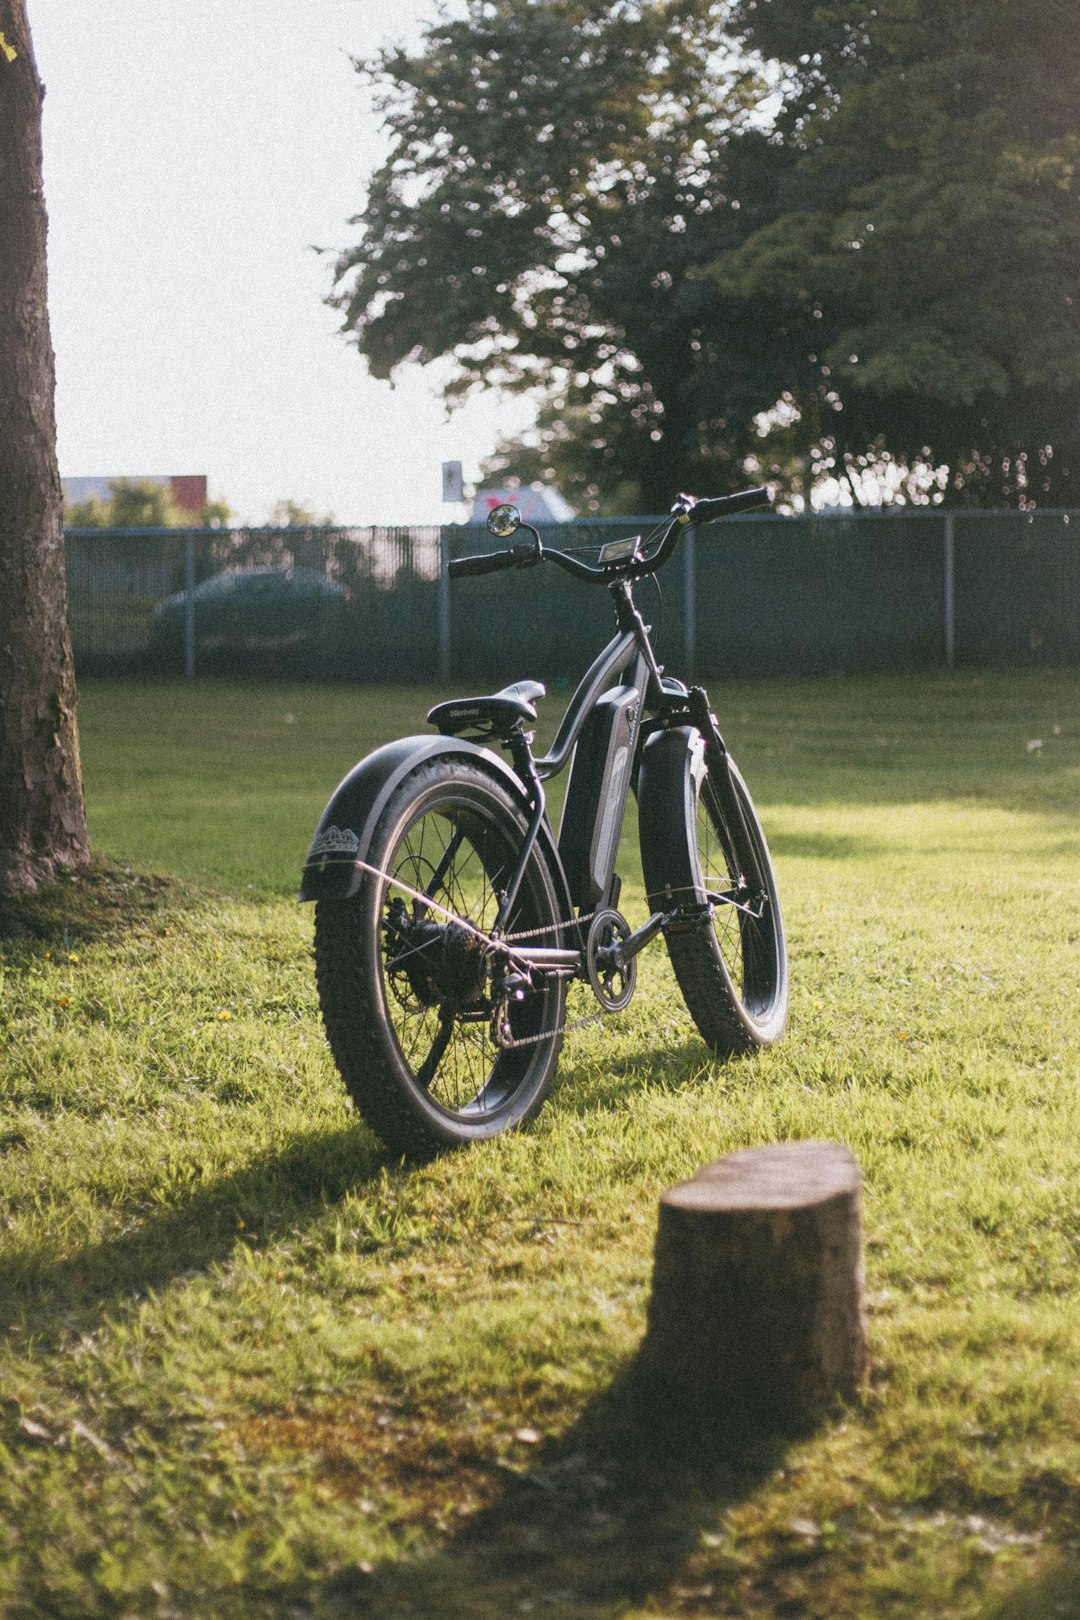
top-left (0, 1), bottom-right (90, 894)
top-left (639, 1141), bottom-right (868, 1436)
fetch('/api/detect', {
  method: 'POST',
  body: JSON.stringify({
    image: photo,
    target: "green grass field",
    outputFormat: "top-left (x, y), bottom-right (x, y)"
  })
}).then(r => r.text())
top-left (1, 667), bottom-right (1079, 1619)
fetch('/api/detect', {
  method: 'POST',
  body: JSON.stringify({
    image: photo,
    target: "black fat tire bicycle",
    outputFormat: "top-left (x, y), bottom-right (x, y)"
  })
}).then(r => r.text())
top-left (303, 490), bottom-right (788, 1158)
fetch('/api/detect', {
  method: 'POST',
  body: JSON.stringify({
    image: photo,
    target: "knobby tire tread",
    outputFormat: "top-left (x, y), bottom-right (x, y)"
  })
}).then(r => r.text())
top-left (672, 758), bottom-right (787, 1055)
top-left (314, 898), bottom-right (445, 1161)
top-left (664, 920), bottom-right (765, 1056)
top-left (640, 739), bottom-right (787, 1057)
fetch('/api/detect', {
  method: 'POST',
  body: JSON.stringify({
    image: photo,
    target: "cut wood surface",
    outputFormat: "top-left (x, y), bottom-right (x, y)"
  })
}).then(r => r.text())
top-left (640, 1140), bottom-right (868, 1434)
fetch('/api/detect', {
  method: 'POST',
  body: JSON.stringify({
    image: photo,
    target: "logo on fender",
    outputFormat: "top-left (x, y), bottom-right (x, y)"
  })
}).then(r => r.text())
top-left (308, 824), bottom-right (360, 860)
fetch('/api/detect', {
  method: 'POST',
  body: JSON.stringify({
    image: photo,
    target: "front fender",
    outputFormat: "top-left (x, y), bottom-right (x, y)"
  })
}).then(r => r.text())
top-left (298, 735), bottom-right (570, 911)
top-left (635, 726), bottom-right (706, 911)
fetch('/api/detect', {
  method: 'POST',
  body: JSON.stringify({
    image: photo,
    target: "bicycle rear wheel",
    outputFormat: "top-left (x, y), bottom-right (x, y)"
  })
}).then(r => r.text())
top-left (640, 730), bottom-right (788, 1054)
top-left (314, 758), bottom-right (566, 1157)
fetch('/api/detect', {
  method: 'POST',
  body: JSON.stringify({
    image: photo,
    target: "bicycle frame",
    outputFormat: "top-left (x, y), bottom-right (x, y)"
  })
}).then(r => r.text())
top-left (301, 487), bottom-right (775, 992)
top-left (481, 565), bottom-right (754, 986)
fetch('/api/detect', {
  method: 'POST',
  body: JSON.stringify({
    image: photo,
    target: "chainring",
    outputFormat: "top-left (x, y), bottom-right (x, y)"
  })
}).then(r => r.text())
top-left (586, 908), bottom-right (637, 1013)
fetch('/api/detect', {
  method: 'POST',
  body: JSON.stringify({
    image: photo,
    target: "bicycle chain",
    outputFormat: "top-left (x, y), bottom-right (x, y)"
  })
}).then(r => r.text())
top-left (354, 855), bottom-right (608, 1048)
top-left (502, 909), bottom-right (594, 944)
top-left (352, 853), bottom-right (741, 1051)
top-left (495, 1009), bottom-right (607, 1050)
top-left (488, 911), bottom-right (609, 1049)
top-left (355, 855), bottom-right (588, 960)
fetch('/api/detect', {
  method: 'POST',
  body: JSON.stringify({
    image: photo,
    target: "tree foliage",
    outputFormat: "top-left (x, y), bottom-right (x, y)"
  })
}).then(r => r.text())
top-left (333, 0), bottom-right (794, 513)
top-left (265, 498), bottom-right (337, 528)
top-left (64, 479), bottom-right (230, 529)
top-left (717, 0), bottom-right (1080, 506)
top-left (337, 0), bottom-right (1080, 509)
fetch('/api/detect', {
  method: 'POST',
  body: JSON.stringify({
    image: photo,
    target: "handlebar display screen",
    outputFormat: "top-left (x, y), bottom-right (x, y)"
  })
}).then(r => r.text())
top-left (598, 536), bottom-right (642, 566)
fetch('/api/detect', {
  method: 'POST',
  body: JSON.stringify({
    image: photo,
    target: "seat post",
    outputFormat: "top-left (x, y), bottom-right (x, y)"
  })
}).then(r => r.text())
top-left (494, 721), bottom-right (549, 936)
top-left (506, 719), bottom-right (542, 809)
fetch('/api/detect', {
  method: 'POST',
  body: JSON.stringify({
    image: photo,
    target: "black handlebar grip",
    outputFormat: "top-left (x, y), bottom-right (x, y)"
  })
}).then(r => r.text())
top-left (448, 548), bottom-right (522, 579)
top-left (690, 487), bottom-right (773, 524)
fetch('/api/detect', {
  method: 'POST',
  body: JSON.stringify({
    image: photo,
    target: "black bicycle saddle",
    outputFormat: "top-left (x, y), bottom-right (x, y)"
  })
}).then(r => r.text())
top-left (427, 680), bottom-right (546, 738)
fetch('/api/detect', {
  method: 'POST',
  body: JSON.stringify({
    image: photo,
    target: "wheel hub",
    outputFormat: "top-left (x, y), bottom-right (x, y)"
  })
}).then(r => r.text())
top-left (384, 900), bottom-right (489, 1010)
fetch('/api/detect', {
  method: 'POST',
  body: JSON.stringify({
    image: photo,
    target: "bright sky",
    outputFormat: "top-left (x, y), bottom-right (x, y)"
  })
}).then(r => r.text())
top-left (34, 0), bottom-right (533, 526)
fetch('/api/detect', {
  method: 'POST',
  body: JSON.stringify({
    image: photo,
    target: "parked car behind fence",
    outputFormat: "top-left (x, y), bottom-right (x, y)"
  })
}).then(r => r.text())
top-left (150, 566), bottom-right (350, 661)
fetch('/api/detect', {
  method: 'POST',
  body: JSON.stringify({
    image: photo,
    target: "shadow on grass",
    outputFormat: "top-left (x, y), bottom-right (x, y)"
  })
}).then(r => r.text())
top-left (554, 1033), bottom-right (762, 1116)
top-left (0, 1122), bottom-right (383, 1343)
top-left (0, 860), bottom-right (180, 948)
top-left (0, 862), bottom-right (390, 1343)
top-left (322, 1367), bottom-right (791, 1620)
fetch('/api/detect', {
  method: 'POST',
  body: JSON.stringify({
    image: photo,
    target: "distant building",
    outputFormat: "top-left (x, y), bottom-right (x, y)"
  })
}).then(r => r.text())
top-left (468, 485), bottom-right (575, 525)
top-left (62, 475), bottom-right (208, 513)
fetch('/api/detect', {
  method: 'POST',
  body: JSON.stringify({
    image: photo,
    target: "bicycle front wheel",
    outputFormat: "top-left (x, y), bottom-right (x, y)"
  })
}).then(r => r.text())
top-left (640, 729), bottom-right (788, 1054)
top-left (314, 758), bottom-right (567, 1158)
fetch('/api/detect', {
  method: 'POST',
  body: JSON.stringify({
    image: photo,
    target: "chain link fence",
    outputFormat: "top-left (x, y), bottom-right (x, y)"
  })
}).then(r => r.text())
top-left (65, 509), bottom-right (1079, 682)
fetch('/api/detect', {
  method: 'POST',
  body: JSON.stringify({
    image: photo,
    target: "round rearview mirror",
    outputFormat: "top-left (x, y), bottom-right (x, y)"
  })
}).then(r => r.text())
top-left (486, 503), bottom-right (521, 540)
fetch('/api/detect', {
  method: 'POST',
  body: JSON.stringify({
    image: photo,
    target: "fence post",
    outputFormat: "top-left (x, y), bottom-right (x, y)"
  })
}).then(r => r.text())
top-left (943, 513), bottom-right (955, 668)
top-left (184, 530), bottom-right (196, 679)
top-left (683, 528), bottom-right (696, 675)
top-left (438, 528), bottom-right (451, 684)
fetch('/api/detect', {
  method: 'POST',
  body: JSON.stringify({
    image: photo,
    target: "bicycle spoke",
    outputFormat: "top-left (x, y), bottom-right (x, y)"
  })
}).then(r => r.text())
top-left (697, 789), bottom-right (747, 998)
top-left (374, 799), bottom-right (550, 1121)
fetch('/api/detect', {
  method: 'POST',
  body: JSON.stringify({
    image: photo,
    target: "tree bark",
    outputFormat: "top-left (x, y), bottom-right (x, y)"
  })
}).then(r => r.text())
top-left (0, 0), bottom-right (90, 894)
top-left (639, 1141), bottom-right (868, 1436)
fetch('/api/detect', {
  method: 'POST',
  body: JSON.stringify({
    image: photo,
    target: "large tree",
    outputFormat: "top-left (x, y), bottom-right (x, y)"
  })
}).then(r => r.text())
top-left (338, 0), bottom-right (1080, 511)
top-left (0, 1), bottom-right (89, 893)
top-left (714, 0), bottom-right (1080, 506)
top-left (332, 0), bottom-right (796, 513)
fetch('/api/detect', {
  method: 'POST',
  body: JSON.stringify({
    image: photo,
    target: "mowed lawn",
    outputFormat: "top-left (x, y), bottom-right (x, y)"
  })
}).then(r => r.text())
top-left (1, 666), bottom-right (1078, 1620)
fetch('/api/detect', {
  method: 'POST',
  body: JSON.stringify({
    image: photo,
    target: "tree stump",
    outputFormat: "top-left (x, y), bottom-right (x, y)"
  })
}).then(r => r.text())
top-left (638, 1141), bottom-right (868, 1435)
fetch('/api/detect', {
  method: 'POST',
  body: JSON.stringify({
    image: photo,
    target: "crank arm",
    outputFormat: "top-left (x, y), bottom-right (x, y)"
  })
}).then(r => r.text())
top-left (597, 909), bottom-right (668, 970)
top-left (510, 904), bottom-right (712, 977)
top-left (590, 909), bottom-right (681, 979)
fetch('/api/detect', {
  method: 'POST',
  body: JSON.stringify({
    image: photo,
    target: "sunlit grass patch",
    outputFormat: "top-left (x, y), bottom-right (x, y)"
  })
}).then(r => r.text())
top-left (0, 666), bottom-right (1077, 1617)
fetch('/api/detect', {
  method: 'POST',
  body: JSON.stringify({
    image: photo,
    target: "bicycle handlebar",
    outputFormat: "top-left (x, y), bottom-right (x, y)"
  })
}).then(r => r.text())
top-left (448, 486), bottom-right (773, 585)
top-left (684, 487), bottom-right (771, 523)
top-left (448, 543), bottom-right (540, 580)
